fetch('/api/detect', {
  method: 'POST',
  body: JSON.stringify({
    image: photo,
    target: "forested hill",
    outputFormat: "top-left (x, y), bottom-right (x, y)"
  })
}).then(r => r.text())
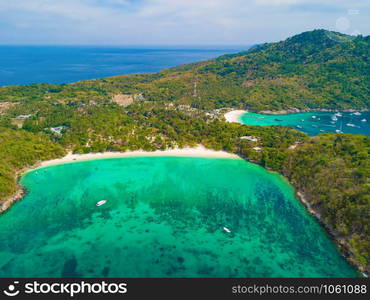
top-left (197, 30), bottom-right (370, 110)
top-left (0, 29), bottom-right (369, 111)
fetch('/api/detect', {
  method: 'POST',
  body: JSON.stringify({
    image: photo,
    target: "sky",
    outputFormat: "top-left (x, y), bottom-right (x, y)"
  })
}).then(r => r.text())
top-left (0, 0), bottom-right (369, 46)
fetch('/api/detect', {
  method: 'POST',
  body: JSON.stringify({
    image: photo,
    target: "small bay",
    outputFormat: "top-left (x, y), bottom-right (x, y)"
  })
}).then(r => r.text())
top-left (239, 111), bottom-right (370, 136)
top-left (0, 156), bottom-right (357, 277)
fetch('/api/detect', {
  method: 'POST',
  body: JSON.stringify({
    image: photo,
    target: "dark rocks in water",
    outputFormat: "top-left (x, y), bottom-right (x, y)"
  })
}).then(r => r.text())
top-left (252, 257), bottom-right (263, 265)
top-left (102, 266), bottom-right (110, 277)
top-left (177, 257), bottom-right (185, 264)
top-left (197, 266), bottom-right (215, 275)
top-left (61, 257), bottom-right (81, 278)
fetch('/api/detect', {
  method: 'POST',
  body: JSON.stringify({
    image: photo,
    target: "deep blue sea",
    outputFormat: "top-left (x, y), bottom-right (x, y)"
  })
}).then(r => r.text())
top-left (0, 46), bottom-right (247, 86)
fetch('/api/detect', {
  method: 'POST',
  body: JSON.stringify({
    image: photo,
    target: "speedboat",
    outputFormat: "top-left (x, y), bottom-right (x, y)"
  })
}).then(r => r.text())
top-left (223, 227), bottom-right (231, 233)
top-left (311, 116), bottom-right (316, 119)
top-left (346, 123), bottom-right (356, 127)
top-left (353, 112), bottom-right (361, 116)
top-left (296, 125), bottom-right (302, 129)
top-left (361, 119), bottom-right (367, 122)
top-left (331, 115), bottom-right (338, 121)
top-left (335, 113), bottom-right (342, 117)
top-left (336, 130), bottom-right (343, 133)
top-left (96, 200), bottom-right (107, 207)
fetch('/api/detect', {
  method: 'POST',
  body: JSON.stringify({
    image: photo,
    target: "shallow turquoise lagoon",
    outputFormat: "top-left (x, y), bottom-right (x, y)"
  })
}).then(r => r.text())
top-left (0, 157), bottom-right (357, 277)
top-left (239, 111), bottom-right (370, 136)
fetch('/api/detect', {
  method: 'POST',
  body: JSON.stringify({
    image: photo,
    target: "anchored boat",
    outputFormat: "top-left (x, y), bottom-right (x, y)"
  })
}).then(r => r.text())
top-left (96, 200), bottom-right (107, 207)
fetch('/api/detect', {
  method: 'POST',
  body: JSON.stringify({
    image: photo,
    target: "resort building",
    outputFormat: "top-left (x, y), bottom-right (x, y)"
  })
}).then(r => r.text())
top-left (49, 126), bottom-right (67, 135)
top-left (16, 114), bottom-right (31, 119)
top-left (240, 136), bottom-right (258, 142)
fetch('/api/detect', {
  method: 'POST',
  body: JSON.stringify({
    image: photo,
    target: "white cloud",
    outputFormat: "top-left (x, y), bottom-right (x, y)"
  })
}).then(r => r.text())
top-left (0, 0), bottom-right (368, 45)
top-left (255, 0), bottom-right (301, 5)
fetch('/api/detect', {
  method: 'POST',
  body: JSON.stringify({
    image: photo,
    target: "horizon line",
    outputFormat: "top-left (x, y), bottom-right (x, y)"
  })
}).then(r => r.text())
top-left (0, 44), bottom-right (252, 48)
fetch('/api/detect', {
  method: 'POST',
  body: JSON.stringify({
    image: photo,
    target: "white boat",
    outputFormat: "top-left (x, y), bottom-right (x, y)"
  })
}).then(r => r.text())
top-left (361, 118), bottom-right (367, 122)
top-left (353, 112), bottom-right (361, 116)
top-left (96, 200), bottom-right (107, 207)
top-left (331, 116), bottom-right (338, 121)
top-left (346, 123), bottom-right (356, 127)
top-left (223, 227), bottom-right (231, 233)
top-left (335, 113), bottom-right (342, 117)
top-left (311, 116), bottom-right (316, 119)
top-left (296, 125), bottom-right (302, 129)
top-left (336, 130), bottom-right (343, 133)
top-left (320, 130), bottom-right (324, 132)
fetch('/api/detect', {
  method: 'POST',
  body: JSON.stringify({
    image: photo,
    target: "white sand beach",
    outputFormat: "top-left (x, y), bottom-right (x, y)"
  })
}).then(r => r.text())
top-left (36, 145), bottom-right (240, 169)
top-left (224, 110), bottom-right (247, 123)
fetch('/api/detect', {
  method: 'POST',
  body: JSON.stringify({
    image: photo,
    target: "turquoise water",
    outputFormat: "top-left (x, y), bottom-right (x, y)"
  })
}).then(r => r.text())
top-left (239, 111), bottom-right (370, 136)
top-left (0, 157), bottom-right (357, 278)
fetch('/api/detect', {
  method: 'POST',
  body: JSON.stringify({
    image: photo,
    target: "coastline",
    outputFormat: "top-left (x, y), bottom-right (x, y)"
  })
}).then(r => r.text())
top-left (0, 146), bottom-right (239, 214)
top-left (33, 146), bottom-right (240, 170)
top-left (295, 191), bottom-right (367, 276)
top-left (0, 186), bottom-right (25, 215)
top-left (224, 110), bottom-right (248, 123)
top-left (224, 108), bottom-right (370, 123)
top-left (258, 108), bottom-right (370, 115)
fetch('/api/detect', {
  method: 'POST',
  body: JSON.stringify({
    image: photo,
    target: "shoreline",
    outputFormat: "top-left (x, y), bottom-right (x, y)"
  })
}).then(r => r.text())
top-left (0, 187), bottom-right (25, 215)
top-left (1, 146), bottom-right (239, 214)
top-left (33, 146), bottom-right (240, 170)
top-left (295, 191), bottom-right (367, 275)
top-left (224, 108), bottom-right (369, 123)
top-left (224, 110), bottom-right (248, 123)
top-left (257, 108), bottom-right (370, 115)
